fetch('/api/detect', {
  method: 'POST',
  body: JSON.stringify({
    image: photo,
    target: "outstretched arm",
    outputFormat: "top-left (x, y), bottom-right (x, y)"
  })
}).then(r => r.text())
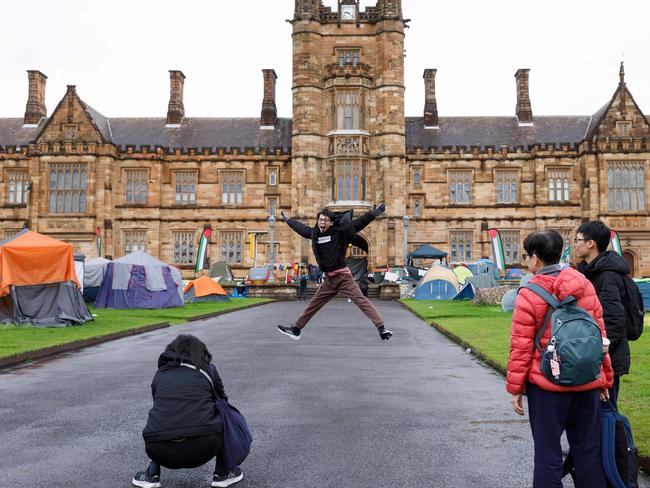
top-left (282, 211), bottom-right (313, 239)
top-left (350, 203), bottom-right (385, 232)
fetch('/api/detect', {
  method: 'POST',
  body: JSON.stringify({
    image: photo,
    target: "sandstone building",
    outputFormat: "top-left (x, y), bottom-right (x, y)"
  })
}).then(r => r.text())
top-left (1, 0), bottom-right (650, 277)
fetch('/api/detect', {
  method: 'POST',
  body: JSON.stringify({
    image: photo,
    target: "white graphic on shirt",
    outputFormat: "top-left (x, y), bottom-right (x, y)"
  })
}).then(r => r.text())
top-left (317, 235), bottom-right (332, 244)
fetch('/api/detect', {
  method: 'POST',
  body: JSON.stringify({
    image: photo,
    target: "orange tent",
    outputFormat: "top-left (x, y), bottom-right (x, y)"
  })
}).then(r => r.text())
top-left (0, 230), bottom-right (80, 297)
top-left (184, 275), bottom-right (229, 302)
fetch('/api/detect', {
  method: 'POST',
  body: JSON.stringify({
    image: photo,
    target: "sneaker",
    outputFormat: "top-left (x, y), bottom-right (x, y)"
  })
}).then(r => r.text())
top-left (378, 326), bottom-right (393, 341)
top-left (212, 468), bottom-right (243, 487)
top-left (277, 325), bottom-right (301, 340)
top-left (132, 470), bottom-right (161, 488)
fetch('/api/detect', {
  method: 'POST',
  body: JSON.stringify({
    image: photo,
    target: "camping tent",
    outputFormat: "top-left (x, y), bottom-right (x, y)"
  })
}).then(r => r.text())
top-left (209, 261), bottom-right (234, 283)
top-left (452, 265), bottom-right (473, 284)
top-left (83, 257), bottom-right (110, 302)
top-left (413, 265), bottom-right (459, 300)
top-left (409, 244), bottom-right (448, 259)
top-left (0, 229), bottom-right (92, 326)
top-left (184, 276), bottom-right (230, 303)
top-left (94, 251), bottom-right (183, 309)
top-left (467, 259), bottom-right (500, 280)
top-left (634, 279), bottom-right (650, 311)
top-left (506, 268), bottom-right (526, 280)
top-left (452, 282), bottom-right (476, 301)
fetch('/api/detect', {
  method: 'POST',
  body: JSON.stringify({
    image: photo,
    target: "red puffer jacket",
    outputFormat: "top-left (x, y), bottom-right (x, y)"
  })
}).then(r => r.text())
top-left (506, 267), bottom-right (614, 395)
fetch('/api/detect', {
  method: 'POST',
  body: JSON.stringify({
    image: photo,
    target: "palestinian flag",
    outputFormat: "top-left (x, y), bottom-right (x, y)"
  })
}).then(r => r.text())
top-left (195, 227), bottom-right (212, 273)
top-left (488, 228), bottom-right (506, 271)
top-left (96, 226), bottom-right (102, 257)
top-left (610, 230), bottom-right (622, 255)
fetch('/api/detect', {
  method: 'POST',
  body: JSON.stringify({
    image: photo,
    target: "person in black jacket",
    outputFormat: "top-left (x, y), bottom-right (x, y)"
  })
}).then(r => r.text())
top-left (276, 206), bottom-right (392, 341)
top-left (575, 220), bottom-right (630, 409)
top-left (132, 334), bottom-right (243, 488)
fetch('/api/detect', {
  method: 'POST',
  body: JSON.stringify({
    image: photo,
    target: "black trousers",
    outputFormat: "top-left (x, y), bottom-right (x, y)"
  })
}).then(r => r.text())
top-left (145, 434), bottom-right (226, 475)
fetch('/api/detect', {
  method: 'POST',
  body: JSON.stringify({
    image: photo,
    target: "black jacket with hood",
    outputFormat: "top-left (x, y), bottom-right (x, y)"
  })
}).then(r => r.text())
top-left (578, 251), bottom-right (631, 376)
top-left (142, 351), bottom-right (226, 443)
top-left (286, 210), bottom-right (376, 273)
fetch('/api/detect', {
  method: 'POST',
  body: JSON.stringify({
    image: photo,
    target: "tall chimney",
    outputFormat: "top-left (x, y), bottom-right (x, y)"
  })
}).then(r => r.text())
top-left (260, 69), bottom-right (278, 128)
top-left (24, 70), bottom-right (47, 125)
top-left (166, 70), bottom-right (186, 125)
top-left (515, 69), bottom-right (533, 125)
top-left (423, 69), bottom-right (438, 128)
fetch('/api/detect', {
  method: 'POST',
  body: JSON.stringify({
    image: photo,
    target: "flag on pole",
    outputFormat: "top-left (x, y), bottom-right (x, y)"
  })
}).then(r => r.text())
top-left (488, 228), bottom-right (506, 271)
top-left (96, 226), bottom-right (102, 257)
top-left (560, 243), bottom-right (571, 263)
top-left (610, 230), bottom-right (622, 255)
top-left (195, 226), bottom-right (212, 273)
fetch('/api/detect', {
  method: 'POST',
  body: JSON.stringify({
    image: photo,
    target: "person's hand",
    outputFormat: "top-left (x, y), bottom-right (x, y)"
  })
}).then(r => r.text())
top-left (280, 211), bottom-right (288, 222)
top-left (371, 203), bottom-right (385, 217)
top-left (600, 388), bottom-right (610, 402)
top-left (511, 393), bottom-right (524, 416)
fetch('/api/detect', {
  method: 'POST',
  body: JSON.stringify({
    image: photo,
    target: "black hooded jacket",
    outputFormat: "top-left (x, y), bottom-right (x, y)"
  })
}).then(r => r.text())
top-left (578, 251), bottom-right (631, 375)
top-left (142, 351), bottom-right (226, 443)
top-left (286, 210), bottom-right (376, 272)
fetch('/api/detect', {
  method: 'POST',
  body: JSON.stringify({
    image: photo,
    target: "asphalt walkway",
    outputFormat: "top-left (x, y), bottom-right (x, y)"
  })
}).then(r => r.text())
top-left (1, 300), bottom-right (647, 487)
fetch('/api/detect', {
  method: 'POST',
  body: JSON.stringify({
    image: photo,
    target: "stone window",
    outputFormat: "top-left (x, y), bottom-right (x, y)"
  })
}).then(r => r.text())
top-left (334, 160), bottom-right (365, 201)
top-left (268, 167), bottom-right (278, 186)
top-left (449, 170), bottom-right (472, 205)
top-left (173, 231), bottom-right (195, 265)
top-left (48, 163), bottom-right (87, 214)
top-left (616, 121), bottom-right (631, 137)
top-left (123, 230), bottom-right (146, 254)
top-left (450, 231), bottom-right (472, 262)
top-left (348, 245), bottom-right (367, 258)
top-left (6, 169), bottom-right (29, 204)
top-left (336, 92), bottom-right (365, 130)
top-left (607, 161), bottom-right (645, 212)
top-left (413, 198), bottom-right (422, 218)
top-left (501, 231), bottom-right (520, 264)
top-left (412, 166), bottom-right (422, 188)
top-left (125, 169), bottom-right (148, 205)
top-left (220, 231), bottom-right (243, 264)
top-left (221, 171), bottom-right (244, 205)
top-left (554, 228), bottom-right (572, 262)
top-left (174, 171), bottom-right (197, 206)
top-left (268, 197), bottom-right (278, 216)
top-left (496, 170), bottom-right (519, 204)
top-left (337, 49), bottom-right (360, 68)
top-left (548, 168), bottom-right (570, 202)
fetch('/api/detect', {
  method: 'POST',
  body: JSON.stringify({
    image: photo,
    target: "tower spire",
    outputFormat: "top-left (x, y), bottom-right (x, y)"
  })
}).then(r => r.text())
top-left (619, 61), bottom-right (625, 85)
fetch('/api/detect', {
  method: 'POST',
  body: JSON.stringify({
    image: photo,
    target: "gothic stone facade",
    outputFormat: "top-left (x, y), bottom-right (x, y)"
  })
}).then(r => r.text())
top-left (1, 0), bottom-right (650, 277)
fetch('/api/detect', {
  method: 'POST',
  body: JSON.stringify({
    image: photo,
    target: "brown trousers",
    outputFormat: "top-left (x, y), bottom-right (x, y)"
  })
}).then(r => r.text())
top-left (294, 272), bottom-right (384, 329)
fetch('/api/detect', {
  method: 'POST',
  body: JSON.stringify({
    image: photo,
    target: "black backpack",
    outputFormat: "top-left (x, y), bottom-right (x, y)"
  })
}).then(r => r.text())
top-left (620, 274), bottom-right (645, 341)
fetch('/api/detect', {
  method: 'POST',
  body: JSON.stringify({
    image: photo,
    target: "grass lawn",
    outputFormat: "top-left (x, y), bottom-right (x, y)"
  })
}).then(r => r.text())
top-left (401, 299), bottom-right (650, 462)
top-left (0, 298), bottom-right (271, 360)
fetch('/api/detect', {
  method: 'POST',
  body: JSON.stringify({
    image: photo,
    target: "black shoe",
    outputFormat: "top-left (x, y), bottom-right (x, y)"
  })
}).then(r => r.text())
top-left (132, 470), bottom-right (161, 488)
top-left (277, 325), bottom-right (301, 341)
top-left (212, 468), bottom-right (243, 487)
top-left (378, 326), bottom-right (393, 341)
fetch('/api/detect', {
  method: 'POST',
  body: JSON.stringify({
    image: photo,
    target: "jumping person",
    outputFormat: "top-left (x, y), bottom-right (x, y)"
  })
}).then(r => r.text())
top-left (132, 334), bottom-right (244, 488)
top-left (276, 205), bottom-right (392, 341)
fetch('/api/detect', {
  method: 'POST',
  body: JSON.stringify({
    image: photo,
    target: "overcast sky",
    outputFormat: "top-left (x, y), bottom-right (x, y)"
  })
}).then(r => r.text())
top-left (1, 0), bottom-right (648, 119)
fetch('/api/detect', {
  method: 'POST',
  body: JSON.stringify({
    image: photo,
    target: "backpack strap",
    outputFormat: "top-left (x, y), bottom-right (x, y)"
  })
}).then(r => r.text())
top-left (522, 283), bottom-right (560, 354)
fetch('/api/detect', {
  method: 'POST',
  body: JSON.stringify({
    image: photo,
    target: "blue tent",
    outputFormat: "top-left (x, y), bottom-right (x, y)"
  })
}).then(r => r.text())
top-left (467, 260), bottom-right (500, 279)
top-left (634, 279), bottom-right (650, 311)
top-left (452, 283), bottom-right (475, 301)
top-left (413, 279), bottom-right (458, 300)
top-left (506, 268), bottom-right (526, 279)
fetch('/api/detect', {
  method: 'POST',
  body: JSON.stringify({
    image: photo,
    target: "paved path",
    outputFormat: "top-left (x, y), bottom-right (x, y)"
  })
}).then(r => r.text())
top-left (1, 300), bottom-right (647, 488)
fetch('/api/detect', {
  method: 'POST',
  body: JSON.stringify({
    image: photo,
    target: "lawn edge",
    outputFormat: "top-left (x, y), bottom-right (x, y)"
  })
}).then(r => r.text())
top-left (0, 299), bottom-right (275, 370)
top-left (398, 300), bottom-right (650, 474)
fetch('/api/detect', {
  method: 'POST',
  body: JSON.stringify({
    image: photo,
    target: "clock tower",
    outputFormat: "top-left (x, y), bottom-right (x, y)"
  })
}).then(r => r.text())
top-left (290, 0), bottom-right (406, 268)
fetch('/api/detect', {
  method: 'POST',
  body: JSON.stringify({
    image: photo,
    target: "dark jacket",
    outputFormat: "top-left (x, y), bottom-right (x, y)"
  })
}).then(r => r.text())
top-left (142, 352), bottom-right (225, 443)
top-left (578, 251), bottom-right (631, 376)
top-left (286, 210), bottom-right (376, 272)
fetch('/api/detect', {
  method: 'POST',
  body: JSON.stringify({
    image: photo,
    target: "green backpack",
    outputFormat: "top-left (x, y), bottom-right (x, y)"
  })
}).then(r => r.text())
top-left (524, 283), bottom-right (605, 386)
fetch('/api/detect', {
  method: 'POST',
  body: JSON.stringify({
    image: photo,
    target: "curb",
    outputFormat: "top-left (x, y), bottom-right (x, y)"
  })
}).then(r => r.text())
top-left (0, 300), bottom-right (275, 370)
top-left (0, 322), bottom-right (169, 369)
top-left (398, 300), bottom-right (650, 475)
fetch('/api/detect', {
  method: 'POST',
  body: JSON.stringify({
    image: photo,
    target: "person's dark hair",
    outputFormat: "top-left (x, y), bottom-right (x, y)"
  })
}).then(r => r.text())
top-left (317, 208), bottom-right (335, 222)
top-left (523, 230), bottom-right (564, 265)
top-left (577, 220), bottom-right (610, 253)
top-left (163, 334), bottom-right (212, 371)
